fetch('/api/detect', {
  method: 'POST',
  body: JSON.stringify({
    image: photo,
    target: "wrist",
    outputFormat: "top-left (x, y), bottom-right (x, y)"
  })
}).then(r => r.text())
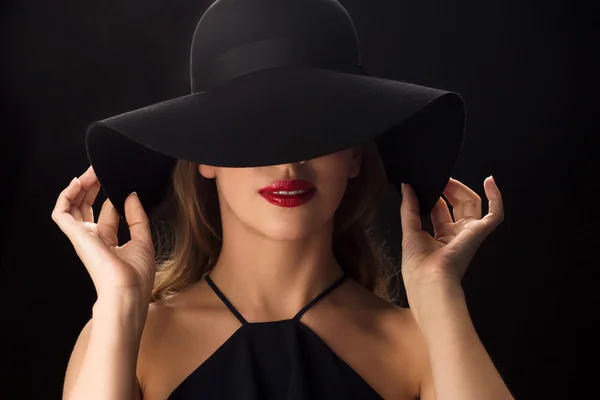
top-left (406, 276), bottom-right (464, 305)
top-left (406, 279), bottom-right (467, 329)
top-left (95, 286), bottom-right (149, 310)
top-left (92, 290), bottom-right (150, 336)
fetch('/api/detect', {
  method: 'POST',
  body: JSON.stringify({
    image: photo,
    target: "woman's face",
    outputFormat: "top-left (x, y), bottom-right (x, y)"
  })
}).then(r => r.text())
top-left (198, 148), bottom-right (362, 241)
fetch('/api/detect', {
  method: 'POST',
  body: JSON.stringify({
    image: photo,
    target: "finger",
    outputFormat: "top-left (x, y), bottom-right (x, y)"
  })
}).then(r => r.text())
top-left (430, 196), bottom-right (453, 237)
top-left (71, 166), bottom-right (97, 208)
top-left (97, 198), bottom-right (120, 247)
top-left (52, 177), bottom-right (82, 236)
top-left (124, 192), bottom-right (153, 246)
top-left (400, 183), bottom-right (422, 237)
top-left (480, 176), bottom-right (504, 232)
top-left (442, 177), bottom-right (482, 221)
top-left (70, 203), bottom-right (83, 222)
top-left (70, 166), bottom-right (99, 221)
top-left (80, 181), bottom-right (101, 223)
top-left (79, 164), bottom-right (96, 182)
top-left (76, 167), bottom-right (100, 222)
top-left (54, 178), bottom-right (80, 213)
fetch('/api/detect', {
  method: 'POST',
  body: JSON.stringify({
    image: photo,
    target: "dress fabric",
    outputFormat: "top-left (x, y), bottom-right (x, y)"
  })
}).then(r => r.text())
top-left (167, 274), bottom-right (384, 400)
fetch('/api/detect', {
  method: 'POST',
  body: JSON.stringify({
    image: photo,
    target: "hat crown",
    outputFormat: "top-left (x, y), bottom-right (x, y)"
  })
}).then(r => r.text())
top-left (190, 0), bottom-right (362, 92)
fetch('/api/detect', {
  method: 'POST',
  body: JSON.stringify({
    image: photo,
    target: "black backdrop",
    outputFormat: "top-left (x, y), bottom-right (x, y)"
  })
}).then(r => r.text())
top-left (0, 1), bottom-right (593, 399)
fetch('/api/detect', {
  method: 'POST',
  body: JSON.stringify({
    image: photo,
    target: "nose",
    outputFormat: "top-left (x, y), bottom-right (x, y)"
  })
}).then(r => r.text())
top-left (275, 159), bottom-right (307, 174)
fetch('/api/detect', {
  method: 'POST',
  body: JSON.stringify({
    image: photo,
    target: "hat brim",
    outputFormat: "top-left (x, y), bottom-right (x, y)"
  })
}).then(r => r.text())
top-left (86, 66), bottom-right (465, 219)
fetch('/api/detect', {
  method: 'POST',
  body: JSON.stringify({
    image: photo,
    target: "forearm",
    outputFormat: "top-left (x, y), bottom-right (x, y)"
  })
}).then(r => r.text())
top-left (65, 296), bottom-right (147, 400)
top-left (408, 282), bottom-right (513, 400)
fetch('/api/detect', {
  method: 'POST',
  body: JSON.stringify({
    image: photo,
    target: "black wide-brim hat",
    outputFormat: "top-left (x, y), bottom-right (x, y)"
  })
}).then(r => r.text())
top-left (86, 0), bottom-right (466, 220)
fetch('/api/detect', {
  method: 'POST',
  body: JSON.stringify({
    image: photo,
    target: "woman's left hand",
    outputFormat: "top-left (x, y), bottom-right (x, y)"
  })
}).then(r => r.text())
top-left (400, 176), bottom-right (504, 292)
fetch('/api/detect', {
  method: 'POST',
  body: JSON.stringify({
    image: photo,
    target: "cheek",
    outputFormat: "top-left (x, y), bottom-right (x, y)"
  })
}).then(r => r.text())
top-left (315, 175), bottom-right (349, 214)
top-left (213, 170), bottom-right (256, 215)
top-left (317, 149), bottom-right (359, 179)
top-left (314, 155), bottom-right (357, 187)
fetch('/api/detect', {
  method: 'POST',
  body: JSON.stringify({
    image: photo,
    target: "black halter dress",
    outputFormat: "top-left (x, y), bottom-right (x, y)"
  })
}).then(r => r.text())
top-left (166, 274), bottom-right (384, 399)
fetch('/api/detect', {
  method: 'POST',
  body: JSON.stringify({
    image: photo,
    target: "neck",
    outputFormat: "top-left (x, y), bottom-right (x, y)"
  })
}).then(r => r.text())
top-left (208, 219), bottom-right (344, 322)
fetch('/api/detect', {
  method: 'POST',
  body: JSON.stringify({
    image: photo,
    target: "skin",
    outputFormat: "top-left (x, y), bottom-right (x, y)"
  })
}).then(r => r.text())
top-left (195, 148), bottom-right (361, 316)
top-left (55, 146), bottom-right (512, 400)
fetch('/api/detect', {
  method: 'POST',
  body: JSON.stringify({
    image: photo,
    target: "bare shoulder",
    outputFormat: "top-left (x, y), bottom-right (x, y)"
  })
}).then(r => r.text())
top-left (136, 287), bottom-right (195, 377)
top-left (138, 279), bottom-right (216, 368)
top-left (348, 279), bottom-right (429, 350)
top-left (135, 287), bottom-right (196, 398)
top-left (338, 277), bottom-right (420, 331)
top-left (140, 287), bottom-right (199, 344)
top-left (136, 280), bottom-right (241, 399)
top-left (335, 279), bottom-right (431, 395)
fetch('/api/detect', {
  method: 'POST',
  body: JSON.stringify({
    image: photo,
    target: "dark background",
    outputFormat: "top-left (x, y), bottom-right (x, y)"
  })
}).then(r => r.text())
top-left (0, 0), bottom-right (593, 398)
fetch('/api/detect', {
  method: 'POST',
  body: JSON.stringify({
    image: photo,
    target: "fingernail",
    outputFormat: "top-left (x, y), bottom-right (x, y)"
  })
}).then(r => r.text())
top-left (401, 183), bottom-right (404, 194)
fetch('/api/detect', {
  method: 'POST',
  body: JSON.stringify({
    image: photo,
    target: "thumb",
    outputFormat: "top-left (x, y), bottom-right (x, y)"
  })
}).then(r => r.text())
top-left (400, 183), bottom-right (422, 238)
top-left (124, 192), bottom-right (152, 245)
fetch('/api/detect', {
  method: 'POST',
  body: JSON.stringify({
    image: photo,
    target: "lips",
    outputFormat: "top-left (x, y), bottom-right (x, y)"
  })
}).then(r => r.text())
top-left (258, 179), bottom-right (317, 208)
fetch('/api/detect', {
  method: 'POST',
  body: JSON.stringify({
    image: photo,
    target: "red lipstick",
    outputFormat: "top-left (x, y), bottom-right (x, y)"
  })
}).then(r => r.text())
top-left (258, 179), bottom-right (317, 208)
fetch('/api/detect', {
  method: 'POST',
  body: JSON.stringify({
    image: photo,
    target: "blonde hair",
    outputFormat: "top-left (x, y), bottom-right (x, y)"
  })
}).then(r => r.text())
top-left (150, 140), bottom-right (399, 303)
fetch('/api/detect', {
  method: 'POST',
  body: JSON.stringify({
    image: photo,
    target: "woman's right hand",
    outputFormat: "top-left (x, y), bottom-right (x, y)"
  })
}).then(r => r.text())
top-left (52, 166), bottom-right (156, 305)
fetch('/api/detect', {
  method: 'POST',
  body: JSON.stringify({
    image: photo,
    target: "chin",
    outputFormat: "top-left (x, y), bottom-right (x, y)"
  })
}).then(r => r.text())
top-left (256, 218), bottom-right (323, 242)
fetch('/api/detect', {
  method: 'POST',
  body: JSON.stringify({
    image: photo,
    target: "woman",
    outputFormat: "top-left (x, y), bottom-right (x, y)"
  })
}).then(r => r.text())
top-left (52, 0), bottom-right (514, 399)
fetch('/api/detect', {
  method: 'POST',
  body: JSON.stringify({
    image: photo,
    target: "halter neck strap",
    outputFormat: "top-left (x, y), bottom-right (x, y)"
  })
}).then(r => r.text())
top-left (204, 273), bottom-right (347, 324)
